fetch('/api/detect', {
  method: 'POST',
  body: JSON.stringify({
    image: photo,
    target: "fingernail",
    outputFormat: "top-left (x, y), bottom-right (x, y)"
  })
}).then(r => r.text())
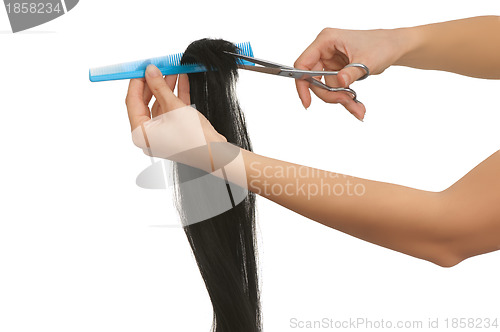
top-left (146, 64), bottom-right (161, 77)
top-left (352, 112), bottom-right (363, 122)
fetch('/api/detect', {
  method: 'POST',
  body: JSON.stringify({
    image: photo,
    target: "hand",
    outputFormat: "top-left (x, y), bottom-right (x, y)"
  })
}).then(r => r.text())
top-left (125, 64), bottom-right (226, 170)
top-left (125, 64), bottom-right (189, 131)
top-left (295, 28), bottom-right (406, 120)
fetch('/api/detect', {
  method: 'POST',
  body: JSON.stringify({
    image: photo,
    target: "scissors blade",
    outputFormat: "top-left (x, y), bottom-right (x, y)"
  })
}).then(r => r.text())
top-left (224, 51), bottom-right (291, 69)
top-left (237, 64), bottom-right (282, 76)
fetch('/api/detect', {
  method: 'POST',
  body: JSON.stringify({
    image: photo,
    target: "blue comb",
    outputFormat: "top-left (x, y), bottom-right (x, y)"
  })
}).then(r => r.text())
top-left (89, 41), bottom-right (255, 82)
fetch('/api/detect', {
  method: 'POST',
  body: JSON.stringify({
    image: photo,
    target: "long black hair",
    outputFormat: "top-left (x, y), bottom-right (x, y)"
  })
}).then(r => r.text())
top-left (175, 38), bottom-right (261, 332)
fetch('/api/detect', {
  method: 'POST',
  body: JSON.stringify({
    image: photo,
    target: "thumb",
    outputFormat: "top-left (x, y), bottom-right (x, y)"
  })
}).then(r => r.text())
top-left (145, 64), bottom-right (185, 112)
top-left (338, 64), bottom-right (368, 87)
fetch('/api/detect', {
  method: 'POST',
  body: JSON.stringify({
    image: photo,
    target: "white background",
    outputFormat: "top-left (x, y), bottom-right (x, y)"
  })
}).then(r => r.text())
top-left (1, 1), bottom-right (499, 331)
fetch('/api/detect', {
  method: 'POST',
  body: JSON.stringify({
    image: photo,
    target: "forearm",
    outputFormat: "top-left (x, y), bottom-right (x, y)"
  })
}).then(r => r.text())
top-left (394, 16), bottom-right (500, 79)
top-left (240, 149), bottom-right (456, 266)
top-left (238, 149), bottom-right (500, 267)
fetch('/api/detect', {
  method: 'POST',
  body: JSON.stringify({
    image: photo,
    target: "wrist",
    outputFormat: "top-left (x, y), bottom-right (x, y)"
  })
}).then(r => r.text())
top-left (392, 26), bottom-right (425, 67)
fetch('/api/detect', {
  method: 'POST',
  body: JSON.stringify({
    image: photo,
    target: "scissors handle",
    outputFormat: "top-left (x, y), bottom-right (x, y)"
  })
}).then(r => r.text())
top-left (299, 64), bottom-right (369, 103)
top-left (308, 78), bottom-right (359, 102)
top-left (343, 63), bottom-right (370, 81)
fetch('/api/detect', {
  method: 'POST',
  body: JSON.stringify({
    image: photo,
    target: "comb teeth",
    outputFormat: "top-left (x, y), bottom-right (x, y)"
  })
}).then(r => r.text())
top-left (89, 41), bottom-right (255, 82)
top-left (236, 41), bottom-right (254, 58)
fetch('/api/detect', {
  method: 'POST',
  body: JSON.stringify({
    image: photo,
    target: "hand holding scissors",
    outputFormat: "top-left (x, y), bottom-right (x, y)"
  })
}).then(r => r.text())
top-left (226, 50), bottom-right (369, 121)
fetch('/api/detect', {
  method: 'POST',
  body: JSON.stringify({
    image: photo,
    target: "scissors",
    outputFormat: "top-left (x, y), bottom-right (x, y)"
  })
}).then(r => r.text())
top-left (224, 51), bottom-right (369, 103)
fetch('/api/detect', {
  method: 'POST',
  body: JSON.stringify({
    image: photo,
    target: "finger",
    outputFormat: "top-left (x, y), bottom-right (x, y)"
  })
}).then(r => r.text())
top-left (294, 61), bottom-right (326, 109)
top-left (338, 64), bottom-right (369, 87)
top-left (323, 54), bottom-right (349, 71)
top-left (341, 98), bottom-right (366, 122)
top-left (324, 73), bottom-right (342, 89)
top-left (294, 39), bottom-right (325, 109)
top-left (310, 85), bottom-right (366, 121)
top-left (143, 82), bottom-right (153, 106)
top-left (294, 38), bottom-right (323, 72)
top-left (151, 100), bottom-right (162, 118)
top-left (165, 74), bottom-right (178, 91)
top-left (178, 74), bottom-right (191, 105)
top-left (126, 78), bottom-right (151, 131)
top-left (311, 60), bottom-right (325, 81)
top-left (295, 79), bottom-right (312, 109)
top-left (145, 64), bottom-right (185, 112)
top-left (320, 60), bottom-right (345, 88)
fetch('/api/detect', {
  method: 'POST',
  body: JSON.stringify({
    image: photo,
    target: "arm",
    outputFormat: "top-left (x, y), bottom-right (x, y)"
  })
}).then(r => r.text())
top-left (239, 148), bottom-right (500, 267)
top-left (127, 65), bottom-right (500, 268)
top-left (395, 16), bottom-right (500, 79)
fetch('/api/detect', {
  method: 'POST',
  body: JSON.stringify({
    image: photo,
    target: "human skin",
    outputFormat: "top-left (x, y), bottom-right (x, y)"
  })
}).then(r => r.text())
top-left (294, 16), bottom-right (500, 120)
top-left (126, 15), bottom-right (500, 268)
top-left (239, 148), bottom-right (500, 268)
